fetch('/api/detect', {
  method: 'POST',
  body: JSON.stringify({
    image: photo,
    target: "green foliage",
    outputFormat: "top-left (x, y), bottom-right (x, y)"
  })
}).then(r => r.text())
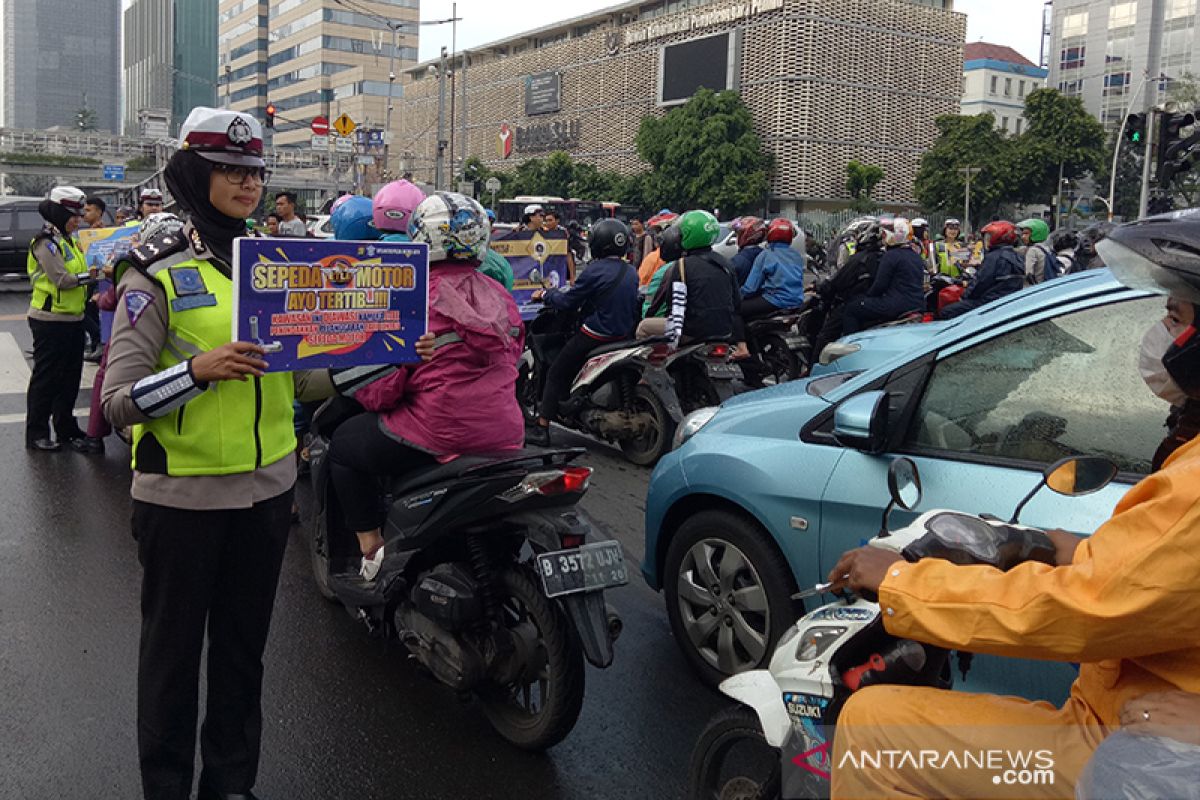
top-left (1093, 129), bottom-right (1143, 220)
top-left (5, 175), bottom-right (57, 197)
top-left (0, 151), bottom-right (101, 167)
top-left (914, 114), bottom-right (1012, 222)
top-left (635, 88), bottom-right (770, 216)
top-left (1009, 89), bottom-right (1106, 205)
top-left (75, 106), bottom-right (98, 132)
top-left (845, 161), bottom-right (884, 212)
top-left (1167, 71), bottom-right (1200, 108)
top-left (126, 155), bottom-right (157, 172)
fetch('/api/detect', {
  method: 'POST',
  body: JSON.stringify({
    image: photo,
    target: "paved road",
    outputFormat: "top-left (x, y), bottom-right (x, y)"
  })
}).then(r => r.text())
top-left (0, 291), bottom-right (725, 799)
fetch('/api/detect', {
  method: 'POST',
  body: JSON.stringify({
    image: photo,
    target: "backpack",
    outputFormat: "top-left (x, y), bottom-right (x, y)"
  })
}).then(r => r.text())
top-left (1037, 244), bottom-right (1061, 282)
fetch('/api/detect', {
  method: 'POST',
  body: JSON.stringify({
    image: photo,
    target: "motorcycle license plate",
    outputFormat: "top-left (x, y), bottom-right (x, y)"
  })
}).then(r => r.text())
top-left (705, 362), bottom-right (742, 379)
top-left (536, 541), bottom-right (629, 598)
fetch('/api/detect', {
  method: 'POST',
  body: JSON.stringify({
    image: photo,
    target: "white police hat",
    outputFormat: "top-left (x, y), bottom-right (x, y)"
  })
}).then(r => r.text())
top-left (178, 107), bottom-right (266, 167)
top-left (523, 203), bottom-right (544, 215)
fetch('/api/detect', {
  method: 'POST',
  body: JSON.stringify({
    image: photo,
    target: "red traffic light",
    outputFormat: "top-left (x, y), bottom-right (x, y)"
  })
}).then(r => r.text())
top-left (266, 103), bottom-right (276, 116)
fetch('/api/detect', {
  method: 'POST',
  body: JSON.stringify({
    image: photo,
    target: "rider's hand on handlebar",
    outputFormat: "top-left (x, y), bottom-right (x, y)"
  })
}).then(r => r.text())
top-left (414, 332), bottom-right (437, 363)
top-left (827, 547), bottom-right (905, 596)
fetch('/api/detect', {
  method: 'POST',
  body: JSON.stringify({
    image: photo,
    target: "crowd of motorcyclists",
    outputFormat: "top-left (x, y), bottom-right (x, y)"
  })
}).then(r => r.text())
top-left (21, 104), bottom-right (1200, 800)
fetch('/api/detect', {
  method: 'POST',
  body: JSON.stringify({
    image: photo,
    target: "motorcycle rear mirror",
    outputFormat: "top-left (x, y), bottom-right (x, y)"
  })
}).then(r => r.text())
top-left (879, 457), bottom-right (922, 538)
top-left (1009, 456), bottom-right (1119, 524)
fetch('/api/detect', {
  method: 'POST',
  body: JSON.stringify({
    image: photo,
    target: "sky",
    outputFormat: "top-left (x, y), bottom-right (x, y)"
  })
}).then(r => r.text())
top-left (415, 0), bottom-right (1050, 65)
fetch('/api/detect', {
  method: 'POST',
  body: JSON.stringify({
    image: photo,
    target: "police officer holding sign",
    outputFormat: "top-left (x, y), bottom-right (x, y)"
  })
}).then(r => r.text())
top-left (25, 186), bottom-right (98, 451)
top-left (102, 107), bottom-right (332, 800)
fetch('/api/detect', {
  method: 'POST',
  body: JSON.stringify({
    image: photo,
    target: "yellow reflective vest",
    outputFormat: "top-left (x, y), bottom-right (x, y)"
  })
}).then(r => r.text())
top-left (27, 233), bottom-right (87, 315)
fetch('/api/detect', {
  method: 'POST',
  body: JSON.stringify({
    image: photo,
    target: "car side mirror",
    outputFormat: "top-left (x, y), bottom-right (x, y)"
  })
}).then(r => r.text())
top-left (832, 390), bottom-right (889, 454)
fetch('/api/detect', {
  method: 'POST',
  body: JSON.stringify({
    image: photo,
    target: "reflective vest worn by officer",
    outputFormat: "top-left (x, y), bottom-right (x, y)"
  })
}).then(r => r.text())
top-left (27, 228), bottom-right (88, 316)
top-left (123, 223), bottom-right (295, 475)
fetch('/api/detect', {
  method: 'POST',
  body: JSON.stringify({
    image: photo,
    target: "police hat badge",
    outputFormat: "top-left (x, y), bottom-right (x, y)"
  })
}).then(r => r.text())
top-left (227, 116), bottom-right (254, 147)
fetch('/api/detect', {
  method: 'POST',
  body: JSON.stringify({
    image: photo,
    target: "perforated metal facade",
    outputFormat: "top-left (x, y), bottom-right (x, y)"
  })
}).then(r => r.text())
top-left (399, 0), bottom-right (965, 209)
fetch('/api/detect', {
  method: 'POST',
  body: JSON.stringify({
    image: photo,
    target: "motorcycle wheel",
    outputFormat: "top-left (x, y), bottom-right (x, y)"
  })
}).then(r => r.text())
top-left (515, 362), bottom-right (540, 426)
top-left (478, 566), bottom-right (585, 751)
top-left (687, 705), bottom-right (783, 800)
top-left (309, 512), bottom-right (337, 602)
top-left (759, 334), bottom-right (800, 385)
top-left (618, 384), bottom-right (675, 467)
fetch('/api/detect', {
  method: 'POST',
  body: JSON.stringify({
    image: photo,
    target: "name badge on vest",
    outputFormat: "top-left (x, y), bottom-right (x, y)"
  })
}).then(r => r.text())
top-left (168, 267), bottom-right (217, 312)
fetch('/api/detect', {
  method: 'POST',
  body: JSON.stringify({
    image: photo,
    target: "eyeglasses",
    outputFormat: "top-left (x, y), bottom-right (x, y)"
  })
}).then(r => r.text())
top-left (214, 164), bottom-right (271, 185)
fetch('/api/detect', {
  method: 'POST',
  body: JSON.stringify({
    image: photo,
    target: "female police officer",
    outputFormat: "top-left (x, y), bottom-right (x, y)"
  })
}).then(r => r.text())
top-left (102, 107), bottom-right (328, 800)
top-left (25, 185), bottom-right (97, 451)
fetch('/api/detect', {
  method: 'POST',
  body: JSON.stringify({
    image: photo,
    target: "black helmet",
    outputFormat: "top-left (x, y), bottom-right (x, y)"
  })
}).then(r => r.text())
top-left (659, 222), bottom-right (683, 262)
top-left (1101, 210), bottom-right (1200, 398)
top-left (1049, 229), bottom-right (1078, 252)
top-left (855, 219), bottom-right (885, 251)
top-left (589, 218), bottom-right (631, 259)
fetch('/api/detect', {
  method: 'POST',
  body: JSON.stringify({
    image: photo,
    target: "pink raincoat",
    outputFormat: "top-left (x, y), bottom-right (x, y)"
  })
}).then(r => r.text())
top-left (355, 263), bottom-right (526, 461)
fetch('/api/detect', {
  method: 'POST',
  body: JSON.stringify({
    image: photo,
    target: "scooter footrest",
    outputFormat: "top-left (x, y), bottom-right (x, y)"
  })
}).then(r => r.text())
top-left (329, 573), bottom-right (389, 608)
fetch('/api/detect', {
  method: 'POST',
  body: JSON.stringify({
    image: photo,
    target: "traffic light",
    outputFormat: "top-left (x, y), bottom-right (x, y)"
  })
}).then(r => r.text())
top-left (1124, 112), bottom-right (1146, 145)
top-left (265, 103), bottom-right (276, 129)
top-left (1157, 108), bottom-right (1199, 186)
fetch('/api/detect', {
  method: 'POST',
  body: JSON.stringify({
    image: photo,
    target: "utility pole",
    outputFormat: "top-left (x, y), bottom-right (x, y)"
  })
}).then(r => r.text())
top-left (449, 2), bottom-right (457, 184)
top-left (1140, 0), bottom-right (1166, 218)
top-left (1140, 108), bottom-right (1159, 219)
top-left (1055, 161), bottom-right (1065, 229)
top-left (383, 22), bottom-right (399, 179)
top-left (434, 47), bottom-right (448, 191)
top-left (1109, 72), bottom-right (1152, 221)
top-left (461, 49), bottom-right (468, 191)
top-left (959, 166), bottom-right (981, 235)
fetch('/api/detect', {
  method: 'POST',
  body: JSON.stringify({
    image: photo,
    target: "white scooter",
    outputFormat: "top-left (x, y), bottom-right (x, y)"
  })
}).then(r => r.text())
top-left (686, 455), bottom-right (1119, 800)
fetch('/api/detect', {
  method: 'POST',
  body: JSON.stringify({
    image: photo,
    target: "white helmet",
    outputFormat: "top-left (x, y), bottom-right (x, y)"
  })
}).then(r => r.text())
top-left (407, 192), bottom-right (490, 262)
top-left (138, 212), bottom-right (185, 242)
top-left (912, 217), bottom-right (929, 229)
top-left (49, 186), bottom-right (87, 215)
top-left (883, 217), bottom-right (912, 247)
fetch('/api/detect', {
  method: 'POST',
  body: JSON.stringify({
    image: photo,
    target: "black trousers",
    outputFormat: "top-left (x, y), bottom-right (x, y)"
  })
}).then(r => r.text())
top-left (25, 318), bottom-right (85, 446)
top-left (740, 294), bottom-right (781, 321)
top-left (132, 490), bottom-right (293, 800)
top-left (540, 331), bottom-right (604, 422)
top-left (938, 298), bottom-right (983, 320)
top-left (328, 412), bottom-right (436, 531)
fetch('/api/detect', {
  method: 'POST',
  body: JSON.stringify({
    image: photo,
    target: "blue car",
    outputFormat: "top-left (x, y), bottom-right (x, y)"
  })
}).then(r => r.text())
top-left (643, 269), bottom-right (1172, 699)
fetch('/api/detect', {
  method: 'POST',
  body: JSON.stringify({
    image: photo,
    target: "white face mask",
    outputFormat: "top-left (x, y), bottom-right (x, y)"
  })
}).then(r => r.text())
top-left (1139, 321), bottom-right (1189, 406)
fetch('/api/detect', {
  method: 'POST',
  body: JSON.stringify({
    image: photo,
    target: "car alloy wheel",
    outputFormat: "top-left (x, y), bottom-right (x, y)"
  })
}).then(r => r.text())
top-left (676, 538), bottom-right (771, 675)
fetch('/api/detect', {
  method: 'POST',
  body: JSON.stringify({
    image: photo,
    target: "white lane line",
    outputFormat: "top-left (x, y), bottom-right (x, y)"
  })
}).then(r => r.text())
top-left (0, 407), bottom-right (90, 425)
top-left (0, 332), bottom-right (31, 394)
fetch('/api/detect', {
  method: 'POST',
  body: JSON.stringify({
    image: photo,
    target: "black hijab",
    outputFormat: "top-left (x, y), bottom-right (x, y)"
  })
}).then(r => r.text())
top-left (38, 199), bottom-right (75, 238)
top-left (164, 149), bottom-right (247, 270)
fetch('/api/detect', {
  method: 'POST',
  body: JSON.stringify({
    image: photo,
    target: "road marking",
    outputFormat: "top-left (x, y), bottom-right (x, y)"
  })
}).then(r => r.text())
top-left (0, 407), bottom-right (89, 425)
top-left (0, 313), bottom-right (27, 321)
top-left (0, 332), bottom-right (31, 393)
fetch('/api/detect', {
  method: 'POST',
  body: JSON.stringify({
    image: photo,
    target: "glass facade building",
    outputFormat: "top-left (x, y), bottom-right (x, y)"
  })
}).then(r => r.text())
top-left (124, 0), bottom-right (218, 135)
top-left (0, 0), bottom-right (121, 132)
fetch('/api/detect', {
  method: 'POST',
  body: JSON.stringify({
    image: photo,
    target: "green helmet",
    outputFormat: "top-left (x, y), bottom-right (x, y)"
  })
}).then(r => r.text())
top-left (678, 210), bottom-right (720, 251)
top-left (1016, 218), bottom-right (1050, 243)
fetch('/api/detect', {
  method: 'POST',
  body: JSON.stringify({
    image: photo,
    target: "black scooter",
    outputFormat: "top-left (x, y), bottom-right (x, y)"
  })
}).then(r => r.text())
top-left (306, 397), bottom-right (625, 751)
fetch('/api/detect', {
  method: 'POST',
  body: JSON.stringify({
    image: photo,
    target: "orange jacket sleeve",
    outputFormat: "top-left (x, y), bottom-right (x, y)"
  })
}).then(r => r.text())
top-left (878, 442), bottom-right (1200, 663)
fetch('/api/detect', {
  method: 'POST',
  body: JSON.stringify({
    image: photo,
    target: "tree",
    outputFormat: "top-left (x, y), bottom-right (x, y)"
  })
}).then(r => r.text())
top-left (540, 151), bottom-right (576, 197)
top-left (75, 105), bottom-right (98, 132)
top-left (914, 114), bottom-right (1013, 223)
top-left (1009, 88), bottom-right (1106, 206)
top-left (1093, 130), bottom-right (1143, 220)
top-left (845, 161), bottom-right (884, 212)
top-left (635, 88), bottom-right (770, 215)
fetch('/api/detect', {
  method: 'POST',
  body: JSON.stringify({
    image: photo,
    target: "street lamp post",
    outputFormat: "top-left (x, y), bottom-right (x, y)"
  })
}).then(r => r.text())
top-left (959, 166), bottom-right (981, 235)
top-left (433, 47), bottom-right (448, 191)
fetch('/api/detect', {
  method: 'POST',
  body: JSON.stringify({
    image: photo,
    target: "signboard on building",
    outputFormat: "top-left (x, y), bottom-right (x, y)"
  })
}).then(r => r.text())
top-left (525, 72), bottom-right (562, 116)
top-left (515, 120), bottom-right (582, 154)
top-left (498, 123), bottom-right (514, 159)
top-left (627, 0), bottom-right (783, 45)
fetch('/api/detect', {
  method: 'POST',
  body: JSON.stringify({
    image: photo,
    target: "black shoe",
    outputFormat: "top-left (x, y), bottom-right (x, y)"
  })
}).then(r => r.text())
top-left (26, 438), bottom-right (62, 452)
top-left (525, 424), bottom-right (551, 447)
top-left (82, 349), bottom-right (102, 364)
top-left (197, 787), bottom-right (261, 800)
top-left (69, 437), bottom-right (104, 454)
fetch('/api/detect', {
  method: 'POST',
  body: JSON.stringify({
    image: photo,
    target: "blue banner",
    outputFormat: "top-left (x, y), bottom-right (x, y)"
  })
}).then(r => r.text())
top-left (232, 238), bottom-right (429, 373)
top-left (490, 228), bottom-right (570, 319)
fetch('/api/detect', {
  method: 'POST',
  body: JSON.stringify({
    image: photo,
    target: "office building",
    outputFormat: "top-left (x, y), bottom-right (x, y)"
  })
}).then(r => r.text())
top-left (219, 0), bottom-right (419, 149)
top-left (1049, 0), bottom-right (1199, 128)
top-left (961, 42), bottom-right (1048, 135)
top-left (125, 0), bottom-right (219, 136)
top-left (399, 0), bottom-right (967, 211)
top-left (0, 0), bottom-right (121, 132)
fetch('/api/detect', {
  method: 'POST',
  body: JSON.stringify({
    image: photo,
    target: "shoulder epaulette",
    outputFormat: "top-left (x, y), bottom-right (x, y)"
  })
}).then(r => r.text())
top-left (128, 230), bottom-right (189, 277)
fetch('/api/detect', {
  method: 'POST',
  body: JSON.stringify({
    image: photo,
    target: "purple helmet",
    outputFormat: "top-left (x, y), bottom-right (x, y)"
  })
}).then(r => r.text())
top-left (372, 180), bottom-right (426, 234)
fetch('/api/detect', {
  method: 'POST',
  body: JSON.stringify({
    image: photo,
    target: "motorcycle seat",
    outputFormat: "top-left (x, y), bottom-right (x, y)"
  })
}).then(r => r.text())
top-left (588, 336), bottom-right (668, 357)
top-left (387, 448), bottom-right (576, 496)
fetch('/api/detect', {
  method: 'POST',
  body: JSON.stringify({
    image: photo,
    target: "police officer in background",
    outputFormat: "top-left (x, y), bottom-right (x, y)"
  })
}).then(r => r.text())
top-left (102, 107), bottom-right (333, 800)
top-left (25, 186), bottom-right (98, 451)
top-left (130, 188), bottom-right (165, 225)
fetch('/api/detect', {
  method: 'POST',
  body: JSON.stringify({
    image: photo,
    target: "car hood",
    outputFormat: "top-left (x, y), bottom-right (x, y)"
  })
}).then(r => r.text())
top-left (704, 378), bottom-right (831, 440)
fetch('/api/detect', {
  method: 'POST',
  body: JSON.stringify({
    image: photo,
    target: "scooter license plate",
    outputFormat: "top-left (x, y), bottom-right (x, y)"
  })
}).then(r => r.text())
top-left (705, 361), bottom-right (742, 379)
top-left (536, 541), bottom-right (629, 598)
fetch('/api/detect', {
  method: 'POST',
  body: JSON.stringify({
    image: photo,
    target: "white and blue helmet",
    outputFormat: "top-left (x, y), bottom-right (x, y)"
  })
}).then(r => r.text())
top-left (407, 192), bottom-right (490, 262)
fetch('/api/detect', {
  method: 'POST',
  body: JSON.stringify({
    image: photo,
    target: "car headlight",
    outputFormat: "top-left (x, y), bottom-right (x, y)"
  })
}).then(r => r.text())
top-left (819, 341), bottom-right (861, 366)
top-left (673, 406), bottom-right (719, 450)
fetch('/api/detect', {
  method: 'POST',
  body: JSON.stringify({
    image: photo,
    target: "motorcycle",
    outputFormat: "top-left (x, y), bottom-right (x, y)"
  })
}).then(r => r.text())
top-left (517, 301), bottom-right (686, 466)
top-left (686, 454), bottom-right (1119, 799)
top-left (306, 396), bottom-right (627, 751)
top-left (661, 338), bottom-right (744, 414)
top-left (744, 310), bottom-right (808, 385)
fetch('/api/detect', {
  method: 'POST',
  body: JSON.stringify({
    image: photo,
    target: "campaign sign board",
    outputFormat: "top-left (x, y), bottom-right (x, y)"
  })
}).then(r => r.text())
top-left (490, 228), bottom-right (569, 320)
top-left (233, 238), bottom-right (429, 373)
top-left (78, 225), bottom-right (138, 340)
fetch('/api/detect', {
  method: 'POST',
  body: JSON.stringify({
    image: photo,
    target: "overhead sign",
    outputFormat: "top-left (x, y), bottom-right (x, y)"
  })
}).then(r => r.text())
top-left (311, 115), bottom-right (330, 135)
top-left (525, 72), bottom-right (562, 116)
top-left (103, 164), bottom-right (125, 181)
top-left (232, 238), bottom-right (430, 372)
top-left (333, 113), bottom-right (357, 137)
top-left (515, 120), bottom-right (582, 154)
top-left (311, 135), bottom-right (329, 150)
